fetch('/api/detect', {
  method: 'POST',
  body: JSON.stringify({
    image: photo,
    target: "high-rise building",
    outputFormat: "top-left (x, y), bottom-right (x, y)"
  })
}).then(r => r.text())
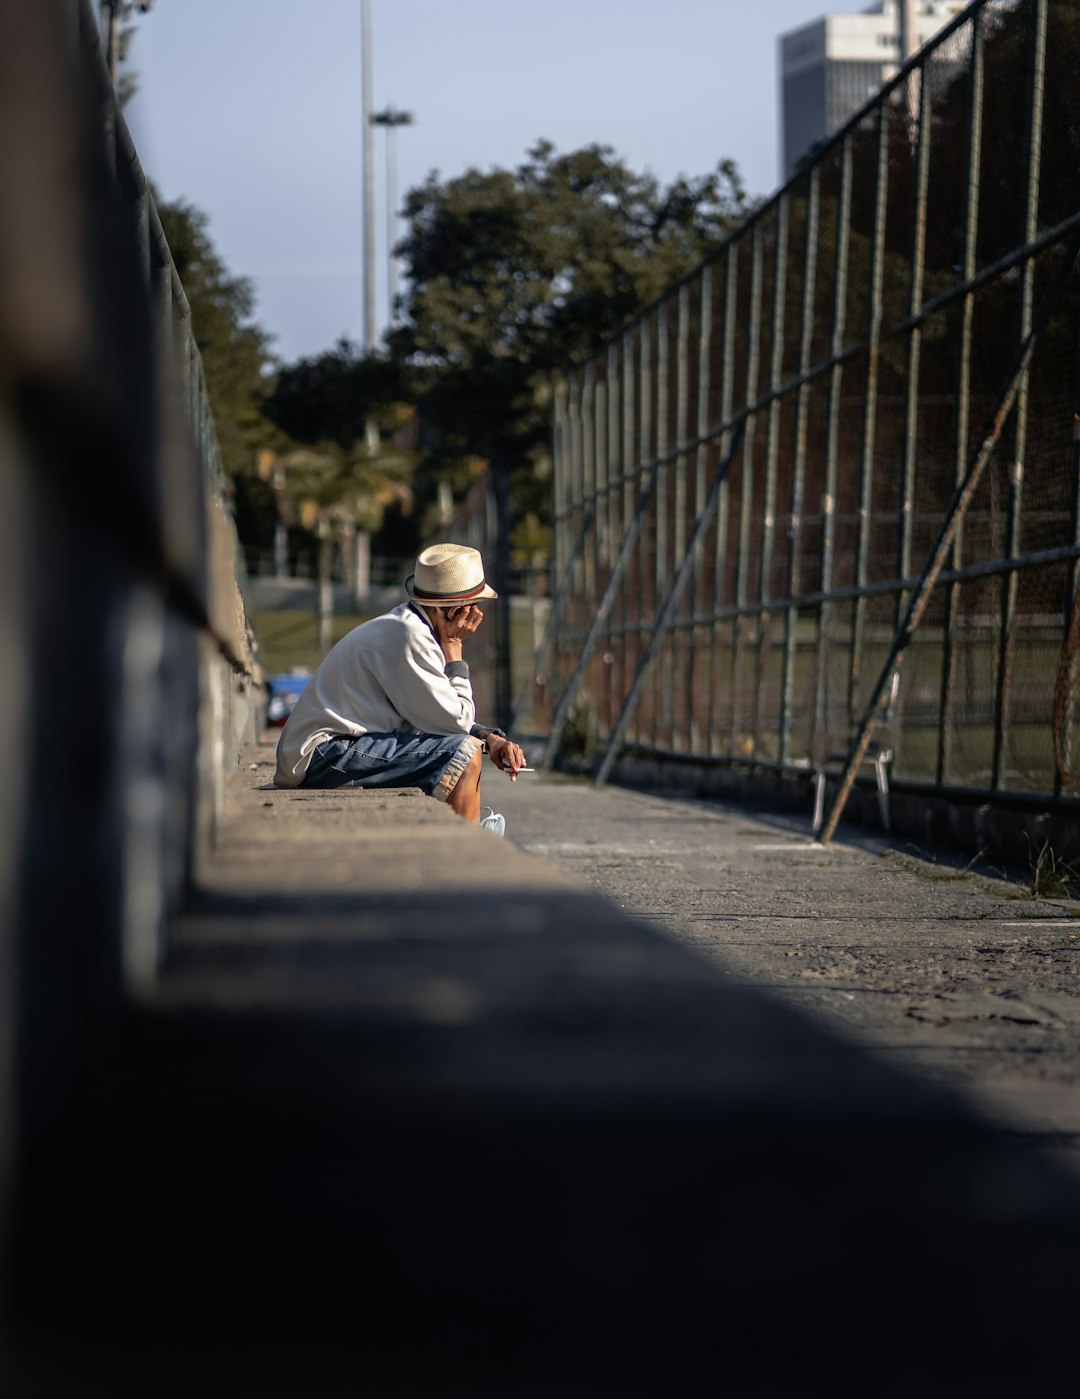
top-left (779, 1), bottom-right (967, 182)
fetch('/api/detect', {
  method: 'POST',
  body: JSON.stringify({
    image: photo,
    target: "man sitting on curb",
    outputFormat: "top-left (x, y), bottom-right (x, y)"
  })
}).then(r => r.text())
top-left (273, 543), bottom-right (525, 835)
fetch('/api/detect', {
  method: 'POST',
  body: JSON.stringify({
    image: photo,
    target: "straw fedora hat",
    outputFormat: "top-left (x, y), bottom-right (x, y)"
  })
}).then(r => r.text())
top-left (405, 543), bottom-right (498, 607)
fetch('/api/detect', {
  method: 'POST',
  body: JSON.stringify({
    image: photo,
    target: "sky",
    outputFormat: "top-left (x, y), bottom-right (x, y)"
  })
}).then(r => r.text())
top-left (123, 0), bottom-right (843, 364)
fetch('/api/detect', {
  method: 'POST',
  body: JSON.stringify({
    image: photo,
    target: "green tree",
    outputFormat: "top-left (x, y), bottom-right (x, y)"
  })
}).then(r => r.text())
top-left (263, 338), bottom-right (410, 449)
top-left (157, 197), bottom-right (274, 481)
top-left (390, 141), bottom-right (754, 512)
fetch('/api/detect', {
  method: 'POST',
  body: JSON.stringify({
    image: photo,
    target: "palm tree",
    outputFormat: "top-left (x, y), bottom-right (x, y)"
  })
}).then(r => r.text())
top-left (262, 438), bottom-right (415, 650)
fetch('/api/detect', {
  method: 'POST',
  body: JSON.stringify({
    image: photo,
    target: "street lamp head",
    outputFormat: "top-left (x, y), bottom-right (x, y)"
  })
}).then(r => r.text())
top-left (370, 107), bottom-right (415, 128)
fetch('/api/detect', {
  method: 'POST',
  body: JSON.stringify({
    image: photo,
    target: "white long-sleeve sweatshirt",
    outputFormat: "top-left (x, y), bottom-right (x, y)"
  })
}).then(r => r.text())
top-left (274, 602), bottom-right (476, 787)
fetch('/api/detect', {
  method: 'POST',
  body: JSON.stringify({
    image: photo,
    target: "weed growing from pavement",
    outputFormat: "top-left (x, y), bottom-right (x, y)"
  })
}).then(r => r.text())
top-left (879, 846), bottom-right (1048, 901)
top-left (1007, 907), bottom-right (1080, 920)
top-left (1026, 837), bottom-right (1080, 900)
top-left (880, 847), bottom-right (988, 883)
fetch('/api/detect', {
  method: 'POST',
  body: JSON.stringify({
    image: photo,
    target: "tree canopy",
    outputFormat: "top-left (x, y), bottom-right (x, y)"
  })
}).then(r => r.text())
top-left (390, 141), bottom-right (753, 491)
top-left (157, 196), bottom-right (274, 481)
top-left (157, 143), bottom-right (757, 568)
top-left (263, 339), bottom-right (410, 450)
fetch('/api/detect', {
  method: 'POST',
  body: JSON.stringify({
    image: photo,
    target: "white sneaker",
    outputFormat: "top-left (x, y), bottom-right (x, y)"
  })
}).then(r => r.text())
top-left (479, 806), bottom-right (506, 838)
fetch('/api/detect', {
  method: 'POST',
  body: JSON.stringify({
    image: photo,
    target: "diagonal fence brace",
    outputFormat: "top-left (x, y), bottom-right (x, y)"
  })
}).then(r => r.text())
top-left (509, 506), bottom-right (594, 734)
top-left (818, 227), bottom-right (1080, 844)
top-left (541, 454), bottom-right (667, 768)
top-left (595, 420), bottom-right (747, 785)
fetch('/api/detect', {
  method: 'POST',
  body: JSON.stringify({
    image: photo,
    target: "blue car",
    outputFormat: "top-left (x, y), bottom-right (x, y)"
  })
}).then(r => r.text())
top-left (266, 671), bottom-right (309, 727)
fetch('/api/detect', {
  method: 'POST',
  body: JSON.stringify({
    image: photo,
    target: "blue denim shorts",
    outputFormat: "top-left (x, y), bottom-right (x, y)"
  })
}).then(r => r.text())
top-left (301, 731), bottom-right (481, 802)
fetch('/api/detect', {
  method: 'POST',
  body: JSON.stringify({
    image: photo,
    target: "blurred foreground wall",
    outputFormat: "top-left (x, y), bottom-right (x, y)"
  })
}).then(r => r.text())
top-left (0, 0), bottom-right (260, 1291)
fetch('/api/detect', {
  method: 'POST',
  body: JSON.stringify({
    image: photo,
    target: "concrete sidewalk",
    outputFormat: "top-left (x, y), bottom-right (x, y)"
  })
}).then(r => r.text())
top-left (9, 738), bottom-right (1080, 1395)
top-left (495, 771), bottom-right (1080, 1173)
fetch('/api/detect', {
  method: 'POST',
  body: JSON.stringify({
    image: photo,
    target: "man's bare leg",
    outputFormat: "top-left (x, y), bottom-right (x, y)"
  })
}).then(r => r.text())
top-left (447, 745), bottom-right (482, 823)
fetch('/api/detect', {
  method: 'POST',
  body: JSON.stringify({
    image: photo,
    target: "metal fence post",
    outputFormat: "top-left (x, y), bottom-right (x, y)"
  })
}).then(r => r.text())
top-left (1055, 325), bottom-right (1080, 795)
top-left (992, 0), bottom-right (1047, 790)
top-left (691, 264), bottom-right (713, 753)
top-left (710, 246), bottom-right (738, 755)
top-left (606, 339), bottom-right (620, 582)
top-left (730, 228), bottom-right (764, 754)
top-left (897, 46), bottom-right (932, 593)
top-left (592, 367), bottom-right (609, 723)
top-left (938, 9), bottom-right (984, 785)
top-left (653, 305), bottom-right (671, 746)
top-left (670, 282), bottom-right (691, 748)
top-left (617, 330), bottom-right (637, 728)
top-left (635, 313), bottom-right (654, 746)
top-left (811, 137), bottom-right (852, 767)
top-left (552, 376), bottom-right (569, 587)
top-left (753, 197), bottom-right (791, 753)
top-left (848, 103), bottom-right (890, 724)
top-left (779, 169), bottom-right (820, 765)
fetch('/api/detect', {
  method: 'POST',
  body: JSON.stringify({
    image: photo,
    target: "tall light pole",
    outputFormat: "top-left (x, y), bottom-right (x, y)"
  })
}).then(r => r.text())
top-left (898, 0), bottom-right (918, 64)
top-left (899, 0), bottom-right (919, 123)
top-left (361, 0), bottom-right (377, 350)
top-left (370, 107), bottom-right (414, 327)
top-left (98, 0), bottom-right (154, 89)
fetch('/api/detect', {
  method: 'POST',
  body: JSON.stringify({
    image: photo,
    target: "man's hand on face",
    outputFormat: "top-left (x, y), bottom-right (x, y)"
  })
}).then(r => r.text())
top-left (486, 734), bottom-right (526, 780)
top-left (430, 604), bottom-right (484, 660)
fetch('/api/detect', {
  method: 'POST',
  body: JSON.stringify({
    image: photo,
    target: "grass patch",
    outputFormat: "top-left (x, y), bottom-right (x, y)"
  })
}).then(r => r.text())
top-left (251, 609), bottom-right (372, 675)
top-left (1026, 838), bottom-right (1080, 900)
top-left (880, 849), bottom-right (974, 883)
top-left (879, 843), bottom-right (1080, 904)
top-left (880, 846), bottom-right (992, 886)
top-left (1007, 908), bottom-right (1080, 919)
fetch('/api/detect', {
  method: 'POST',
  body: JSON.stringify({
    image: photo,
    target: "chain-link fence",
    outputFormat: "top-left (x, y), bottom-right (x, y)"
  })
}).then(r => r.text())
top-left (532, 0), bottom-right (1080, 841)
